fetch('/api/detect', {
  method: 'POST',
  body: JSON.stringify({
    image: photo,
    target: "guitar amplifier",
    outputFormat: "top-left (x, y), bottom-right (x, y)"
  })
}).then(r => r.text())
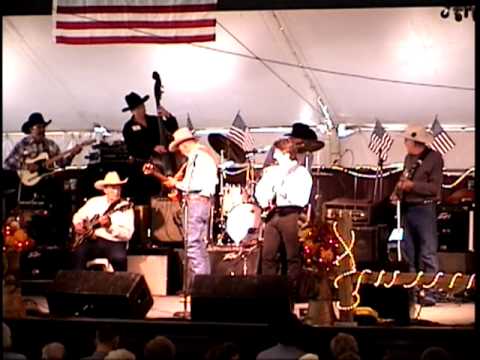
top-left (437, 204), bottom-right (474, 252)
top-left (323, 198), bottom-right (384, 226)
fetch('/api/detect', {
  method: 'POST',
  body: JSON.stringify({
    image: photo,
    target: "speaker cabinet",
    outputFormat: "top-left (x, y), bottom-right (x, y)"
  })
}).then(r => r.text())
top-left (47, 271), bottom-right (153, 318)
top-left (352, 225), bottom-right (388, 266)
top-left (191, 275), bottom-right (290, 323)
top-left (150, 196), bottom-right (183, 243)
top-left (359, 284), bottom-right (411, 325)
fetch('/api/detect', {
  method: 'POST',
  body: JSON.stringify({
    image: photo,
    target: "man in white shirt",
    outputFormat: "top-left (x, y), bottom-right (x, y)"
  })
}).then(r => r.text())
top-left (144, 128), bottom-right (218, 288)
top-left (72, 172), bottom-right (134, 271)
top-left (255, 138), bottom-right (312, 296)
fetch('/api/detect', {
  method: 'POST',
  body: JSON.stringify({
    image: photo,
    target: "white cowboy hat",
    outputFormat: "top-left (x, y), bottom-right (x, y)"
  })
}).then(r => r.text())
top-left (168, 127), bottom-right (196, 152)
top-left (94, 171), bottom-right (128, 190)
top-left (402, 124), bottom-right (434, 145)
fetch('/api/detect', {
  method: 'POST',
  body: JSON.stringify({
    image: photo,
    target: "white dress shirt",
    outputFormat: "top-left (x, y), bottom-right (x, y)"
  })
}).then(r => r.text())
top-left (72, 196), bottom-right (134, 242)
top-left (255, 161), bottom-right (312, 209)
top-left (176, 144), bottom-right (218, 197)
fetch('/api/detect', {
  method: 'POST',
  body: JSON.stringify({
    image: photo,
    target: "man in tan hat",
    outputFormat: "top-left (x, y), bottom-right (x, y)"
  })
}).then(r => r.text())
top-left (72, 171), bottom-right (134, 271)
top-left (391, 124), bottom-right (443, 306)
top-left (143, 128), bottom-right (218, 287)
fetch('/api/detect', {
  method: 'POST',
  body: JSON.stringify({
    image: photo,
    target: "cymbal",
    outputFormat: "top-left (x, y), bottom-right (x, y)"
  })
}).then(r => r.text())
top-left (207, 133), bottom-right (246, 163)
top-left (292, 138), bottom-right (325, 153)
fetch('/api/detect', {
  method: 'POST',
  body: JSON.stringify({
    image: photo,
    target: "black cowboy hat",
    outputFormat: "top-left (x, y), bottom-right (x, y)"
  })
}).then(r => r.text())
top-left (21, 112), bottom-right (52, 134)
top-left (122, 92), bottom-right (150, 112)
top-left (286, 122), bottom-right (318, 140)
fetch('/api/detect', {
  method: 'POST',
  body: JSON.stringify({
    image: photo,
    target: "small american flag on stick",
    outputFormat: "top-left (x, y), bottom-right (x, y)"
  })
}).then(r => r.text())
top-left (368, 119), bottom-right (394, 162)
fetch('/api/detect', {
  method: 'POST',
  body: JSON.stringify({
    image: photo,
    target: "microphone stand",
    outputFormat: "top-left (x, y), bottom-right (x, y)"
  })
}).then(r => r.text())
top-left (173, 193), bottom-right (191, 319)
top-left (373, 154), bottom-right (384, 202)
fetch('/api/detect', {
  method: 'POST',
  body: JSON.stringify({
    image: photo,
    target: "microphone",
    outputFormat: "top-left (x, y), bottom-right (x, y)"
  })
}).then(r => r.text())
top-left (247, 146), bottom-right (271, 154)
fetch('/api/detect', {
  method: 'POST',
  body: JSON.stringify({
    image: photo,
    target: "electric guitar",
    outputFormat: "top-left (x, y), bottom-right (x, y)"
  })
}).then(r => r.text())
top-left (71, 201), bottom-right (133, 250)
top-left (18, 139), bottom-right (95, 186)
top-left (143, 161), bottom-right (188, 201)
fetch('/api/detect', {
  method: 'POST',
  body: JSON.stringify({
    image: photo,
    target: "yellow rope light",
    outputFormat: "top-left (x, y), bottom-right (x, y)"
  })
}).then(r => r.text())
top-left (373, 270), bottom-right (386, 287)
top-left (384, 270), bottom-right (401, 288)
top-left (403, 271), bottom-right (425, 289)
top-left (448, 272), bottom-right (464, 289)
top-left (466, 274), bottom-right (476, 290)
top-left (422, 272), bottom-right (445, 289)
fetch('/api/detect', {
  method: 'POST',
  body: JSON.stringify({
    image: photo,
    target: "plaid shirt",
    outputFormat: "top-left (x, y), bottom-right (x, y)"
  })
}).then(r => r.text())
top-left (4, 136), bottom-right (71, 171)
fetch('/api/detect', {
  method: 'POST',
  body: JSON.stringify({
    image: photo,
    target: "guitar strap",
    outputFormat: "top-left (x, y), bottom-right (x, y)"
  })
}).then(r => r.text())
top-left (102, 198), bottom-right (122, 216)
top-left (407, 147), bottom-right (431, 180)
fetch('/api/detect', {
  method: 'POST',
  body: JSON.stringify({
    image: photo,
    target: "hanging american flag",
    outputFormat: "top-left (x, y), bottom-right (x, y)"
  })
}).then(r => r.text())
top-left (429, 117), bottom-right (456, 155)
top-left (227, 112), bottom-right (255, 151)
top-left (368, 119), bottom-right (394, 162)
top-left (53, 0), bottom-right (218, 45)
top-left (186, 113), bottom-right (195, 132)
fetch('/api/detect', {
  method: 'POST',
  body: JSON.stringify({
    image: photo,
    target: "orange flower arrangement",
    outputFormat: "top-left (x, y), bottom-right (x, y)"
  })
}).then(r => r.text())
top-left (2, 217), bottom-right (35, 253)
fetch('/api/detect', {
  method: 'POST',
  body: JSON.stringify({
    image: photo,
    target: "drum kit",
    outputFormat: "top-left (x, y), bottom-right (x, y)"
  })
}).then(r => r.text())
top-left (207, 132), bottom-right (325, 247)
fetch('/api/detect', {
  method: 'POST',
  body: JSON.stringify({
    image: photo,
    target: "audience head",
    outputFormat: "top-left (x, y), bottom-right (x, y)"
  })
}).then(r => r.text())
top-left (42, 342), bottom-right (66, 360)
top-left (270, 312), bottom-right (304, 346)
top-left (95, 325), bottom-right (119, 350)
top-left (420, 347), bottom-right (451, 360)
top-left (299, 354), bottom-right (320, 360)
top-left (3, 322), bottom-right (12, 349)
top-left (105, 348), bottom-right (136, 360)
top-left (205, 342), bottom-right (240, 360)
top-left (144, 335), bottom-right (176, 360)
top-left (330, 333), bottom-right (359, 359)
top-left (337, 352), bottom-right (361, 360)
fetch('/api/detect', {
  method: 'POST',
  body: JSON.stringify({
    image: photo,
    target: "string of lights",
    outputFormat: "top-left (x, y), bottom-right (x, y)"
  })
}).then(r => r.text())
top-left (330, 221), bottom-right (475, 312)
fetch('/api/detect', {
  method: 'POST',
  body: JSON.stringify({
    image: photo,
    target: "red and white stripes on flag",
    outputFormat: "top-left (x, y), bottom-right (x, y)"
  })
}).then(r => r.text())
top-left (227, 113), bottom-right (255, 152)
top-left (53, 0), bottom-right (218, 45)
top-left (368, 119), bottom-right (394, 162)
top-left (429, 117), bottom-right (456, 155)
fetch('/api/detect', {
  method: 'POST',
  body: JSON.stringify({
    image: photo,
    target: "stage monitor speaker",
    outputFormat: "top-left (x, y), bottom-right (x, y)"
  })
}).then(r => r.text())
top-left (359, 284), bottom-right (410, 325)
top-left (47, 270), bottom-right (153, 318)
top-left (151, 196), bottom-right (183, 243)
top-left (191, 275), bottom-right (290, 323)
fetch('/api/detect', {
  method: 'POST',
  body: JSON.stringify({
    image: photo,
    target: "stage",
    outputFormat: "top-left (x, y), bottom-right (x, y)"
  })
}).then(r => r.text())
top-left (4, 293), bottom-right (474, 360)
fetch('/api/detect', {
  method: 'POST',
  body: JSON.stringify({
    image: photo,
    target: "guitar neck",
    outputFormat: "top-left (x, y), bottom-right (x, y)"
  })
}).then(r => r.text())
top-left (49, 140), bottom-right (94, 163)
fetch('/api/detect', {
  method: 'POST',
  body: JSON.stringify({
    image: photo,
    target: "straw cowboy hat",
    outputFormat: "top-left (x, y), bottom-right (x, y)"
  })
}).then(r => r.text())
top-left (21, 112), bottom-right (52, 134)
top-left (402, 124), bottom-right (434, 145)
top-left (122, 91), bottom-right (150, 112)
top-left (94, 171), bottom-right (128, 190)
top-left (168, 127), bottom-right (196, 152)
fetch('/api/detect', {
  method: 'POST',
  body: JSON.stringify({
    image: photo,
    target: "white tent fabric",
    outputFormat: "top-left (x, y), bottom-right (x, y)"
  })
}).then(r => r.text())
top-left (2, 8), bottom-right (475, 168)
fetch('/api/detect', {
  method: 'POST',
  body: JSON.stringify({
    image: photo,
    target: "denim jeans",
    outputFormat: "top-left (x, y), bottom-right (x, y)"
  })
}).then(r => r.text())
top-left (183, 197), bottom-right (211, 290)
top-left (402, 203), bottom-right (439, 274)
top-left (72, 238), bottom-right (128, 271)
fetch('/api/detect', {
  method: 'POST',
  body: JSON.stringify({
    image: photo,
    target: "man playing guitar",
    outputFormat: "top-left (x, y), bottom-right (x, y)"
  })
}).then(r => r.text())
top-left (255, 138), bottom-right (312, 299)
top-left (72, 172), bottom-right (134, 271)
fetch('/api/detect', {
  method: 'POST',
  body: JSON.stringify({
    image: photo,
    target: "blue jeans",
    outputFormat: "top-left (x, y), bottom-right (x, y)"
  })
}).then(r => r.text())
top-left (184, 197), bottom-right (211, 289)
top-left (402, 203), bottom-right (439, 274)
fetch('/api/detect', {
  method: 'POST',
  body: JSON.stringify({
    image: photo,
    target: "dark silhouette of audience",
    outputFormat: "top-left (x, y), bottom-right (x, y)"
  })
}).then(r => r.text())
top-left (330, 333), bottom-right (360, 360)
top-left (205, 342), bottom-right (240, 360)
top-left (81, 325), bottom-right (119, 360)
top-left (420, 347), bottom-right (451, 360)
top-left (3, 323), bottom-right (27, 360)
top-left (144, 336), bottom-right (176, 360)
top-left (41, 342), bottom-right (65, 360)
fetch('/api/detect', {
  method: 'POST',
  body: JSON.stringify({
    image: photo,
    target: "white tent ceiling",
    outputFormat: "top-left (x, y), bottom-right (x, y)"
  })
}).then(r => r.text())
top-left (2, 7), bottom-right (475, 133)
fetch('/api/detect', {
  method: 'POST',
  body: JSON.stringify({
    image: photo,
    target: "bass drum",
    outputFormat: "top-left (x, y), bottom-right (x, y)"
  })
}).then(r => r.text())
top-left (226, 203), bottom-right (261, 245)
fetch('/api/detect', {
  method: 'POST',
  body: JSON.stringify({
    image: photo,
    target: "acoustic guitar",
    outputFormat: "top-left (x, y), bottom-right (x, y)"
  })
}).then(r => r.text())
top-left (18, 139), bottom-right (95, 186)
top-left (71, 201), bottom-right (134, 250)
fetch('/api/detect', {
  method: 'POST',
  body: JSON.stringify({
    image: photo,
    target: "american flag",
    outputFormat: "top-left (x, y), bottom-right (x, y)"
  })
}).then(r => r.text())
top-left (186, 113), bottom-right (194, 132)
top-left (429, 117), bottom-right (455, 155)
top-left (368, 119), bottom-right (394, 162)
top-left (53, 0), bottom-right (217, 45)
top-left (227, 112), bottom-right (255, 151)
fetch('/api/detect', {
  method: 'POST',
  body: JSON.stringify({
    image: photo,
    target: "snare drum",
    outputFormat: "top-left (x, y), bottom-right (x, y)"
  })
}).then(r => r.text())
top-left (226, 203), bottom-right (262, 245)
top-left (221, 184), bottom-right (247, 217)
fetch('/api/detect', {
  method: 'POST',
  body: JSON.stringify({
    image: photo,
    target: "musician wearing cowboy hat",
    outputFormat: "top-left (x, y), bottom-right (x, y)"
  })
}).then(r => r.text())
top-left (391, 124), bottom-right (443, 306)
top-left (121, 91), bottom-right (179, 203)
top-left (144, 128), bottom-right (218, 289)
top-left (72, 171), bottom-right (134, 271)
top-left (4, 112), bottom-right (82, 172)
